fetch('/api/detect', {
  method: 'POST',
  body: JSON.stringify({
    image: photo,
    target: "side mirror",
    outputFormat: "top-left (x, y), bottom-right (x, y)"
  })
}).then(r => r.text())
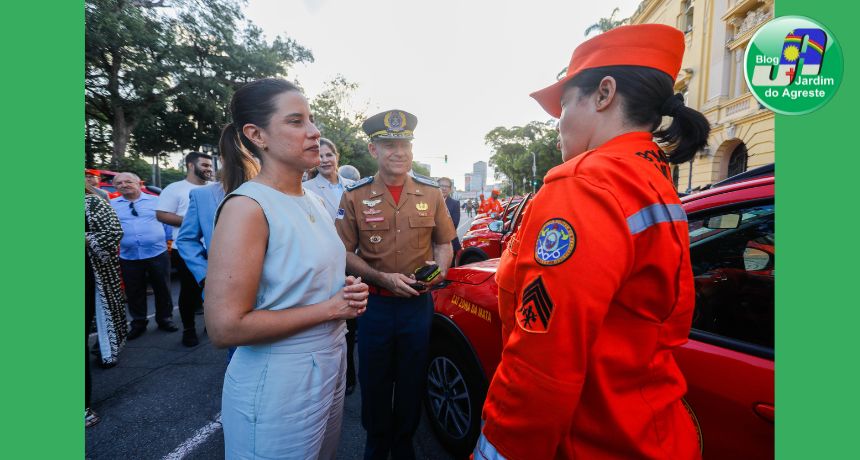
top-left (488, 220), bottom-right (504, 233)
top-left (705, 213), bottom-right (742, 229)
top-left (743, 247), bottom-right (771, 271)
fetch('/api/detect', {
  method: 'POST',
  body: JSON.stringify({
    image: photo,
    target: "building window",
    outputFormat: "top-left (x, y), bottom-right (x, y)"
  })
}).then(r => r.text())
top-left (728, 142), bottom-right (748, 177)
top-left (681, 0), bottom-right (694, 33)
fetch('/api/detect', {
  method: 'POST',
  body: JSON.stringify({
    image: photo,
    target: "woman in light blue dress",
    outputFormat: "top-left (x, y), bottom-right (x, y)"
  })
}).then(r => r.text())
top-left (205, 78), bottom-right (369, 460)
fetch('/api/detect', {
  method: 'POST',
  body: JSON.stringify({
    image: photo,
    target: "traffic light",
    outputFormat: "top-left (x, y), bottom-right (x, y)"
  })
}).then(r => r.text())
top-left (444, 154), bottom-right (448, 163)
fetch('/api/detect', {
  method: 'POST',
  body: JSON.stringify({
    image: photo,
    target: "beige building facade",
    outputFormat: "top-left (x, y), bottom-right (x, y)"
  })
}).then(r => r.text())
top-left (631, 0), bottom-right (775, 192)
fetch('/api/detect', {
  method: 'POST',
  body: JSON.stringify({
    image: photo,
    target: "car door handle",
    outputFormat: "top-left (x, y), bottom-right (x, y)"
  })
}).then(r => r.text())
top-left (753, 403), bottom-right (774, 422)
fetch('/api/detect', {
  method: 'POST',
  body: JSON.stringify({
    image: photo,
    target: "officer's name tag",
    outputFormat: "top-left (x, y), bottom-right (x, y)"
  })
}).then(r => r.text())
top-left (336, 208), bottom-right (345, 220)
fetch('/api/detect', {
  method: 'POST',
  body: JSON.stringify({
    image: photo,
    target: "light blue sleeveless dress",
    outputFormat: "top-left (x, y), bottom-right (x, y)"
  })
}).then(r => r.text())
top-left (218, 182), bottom-right (348, 460)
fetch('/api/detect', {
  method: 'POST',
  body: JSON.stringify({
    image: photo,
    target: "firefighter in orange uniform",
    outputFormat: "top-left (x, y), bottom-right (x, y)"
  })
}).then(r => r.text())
top-left (478, 189), bottom-right (503, 216)
top-left (474, 24), bottom-right (709, 460)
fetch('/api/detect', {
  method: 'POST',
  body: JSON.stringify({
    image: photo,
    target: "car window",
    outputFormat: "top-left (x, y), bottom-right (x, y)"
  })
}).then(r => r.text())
top-left (688, 203), bottom-right (774, 353)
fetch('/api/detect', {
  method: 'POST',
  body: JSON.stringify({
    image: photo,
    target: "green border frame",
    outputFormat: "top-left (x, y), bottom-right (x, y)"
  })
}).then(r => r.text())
top-left (2, 1), bottom-right (84, 457)
top-left (777, 1), bottom-right (856, 458)
top-left (2, 0), bottom-right (855, 457)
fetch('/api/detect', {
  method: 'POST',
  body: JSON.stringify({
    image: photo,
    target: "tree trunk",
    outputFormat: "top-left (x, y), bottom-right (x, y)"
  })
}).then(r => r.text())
top-left (111, 109), bottom-right (130, 169)
top-left (85, 120), bottom-right (95, 168)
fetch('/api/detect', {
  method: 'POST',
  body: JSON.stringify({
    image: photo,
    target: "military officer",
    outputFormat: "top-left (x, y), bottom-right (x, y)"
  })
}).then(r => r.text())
top-left (336, 109), bottom-right (456, 460)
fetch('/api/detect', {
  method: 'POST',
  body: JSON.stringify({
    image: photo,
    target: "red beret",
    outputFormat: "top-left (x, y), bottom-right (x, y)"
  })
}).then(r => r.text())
top-left (531, 24), bottom-right (685, 118)
top-left (85, 169), bottom-right (101, 177)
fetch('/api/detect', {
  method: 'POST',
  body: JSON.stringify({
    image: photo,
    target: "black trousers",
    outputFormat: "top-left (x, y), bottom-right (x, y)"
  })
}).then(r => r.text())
top-left (120, 252), bottom-right (173, 327)
top-left (85, 253), bottom-right (95, 409)
top-left (172, 250), bottom-right (203, 331)
top-left (358, 293), bottom-right (433, 460)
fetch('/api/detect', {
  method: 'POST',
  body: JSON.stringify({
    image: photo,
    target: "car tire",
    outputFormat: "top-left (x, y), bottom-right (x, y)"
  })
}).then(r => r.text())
top-left (424, 335), bottom-right (486, 459)
top-left (457, 252), bottom-right (487, 266)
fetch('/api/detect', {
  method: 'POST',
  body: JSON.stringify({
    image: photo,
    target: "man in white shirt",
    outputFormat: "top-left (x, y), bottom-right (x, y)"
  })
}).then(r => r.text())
top-left (156, 151), bottom-right (213, 347)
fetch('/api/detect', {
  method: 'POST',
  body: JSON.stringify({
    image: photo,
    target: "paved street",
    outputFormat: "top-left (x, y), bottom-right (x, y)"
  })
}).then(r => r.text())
top-left (86, 278), bottom-right (456, 460)
top-left (457, 213), bottom-right (474, 240)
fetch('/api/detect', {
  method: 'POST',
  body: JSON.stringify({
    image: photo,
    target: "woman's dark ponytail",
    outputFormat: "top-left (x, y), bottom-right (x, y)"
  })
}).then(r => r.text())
top-left (566, 66), bottom-right (710, 165)
top-left (654, 93), bottom-right (710, 164)
top-left (218, 78), bottom-right (301, 194)
top-left (219, 123), bottom-right (260, 194)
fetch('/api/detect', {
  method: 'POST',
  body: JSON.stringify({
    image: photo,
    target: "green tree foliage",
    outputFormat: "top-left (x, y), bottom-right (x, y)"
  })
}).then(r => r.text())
top-left (86, 0), bottom-right (313, 167)
top-left (310, 76), bottom-right (377, 177)
top-left (485, 121), bottom-right (562, 194)
top-left (556, 7), bottom-right (630, 80)
top-left (411, 162), bottom-right (430, 177)
top-left (584, 7), bottom-right (629, 36)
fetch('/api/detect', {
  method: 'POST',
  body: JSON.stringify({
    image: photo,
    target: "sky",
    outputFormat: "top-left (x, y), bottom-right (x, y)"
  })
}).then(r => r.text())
top-left (241, 0), bottom-right (642, 187)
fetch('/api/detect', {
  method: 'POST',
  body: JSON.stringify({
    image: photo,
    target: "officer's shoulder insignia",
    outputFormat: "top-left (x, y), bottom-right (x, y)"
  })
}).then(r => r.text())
top-left (345, 176), bottom-right (374, 192)
top-left (412, 174), bottom-right (439, 188)
top-left (534, 218), bottom-right (576, 266)
top-left (517, 276), bottom-right (553, 333)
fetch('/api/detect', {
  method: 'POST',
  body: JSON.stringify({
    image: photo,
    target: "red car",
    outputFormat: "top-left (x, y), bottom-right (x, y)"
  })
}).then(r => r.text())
top-left (456, 197), bottom-right (527, 266)
top-left (425, 166), bottom-right (775, 458)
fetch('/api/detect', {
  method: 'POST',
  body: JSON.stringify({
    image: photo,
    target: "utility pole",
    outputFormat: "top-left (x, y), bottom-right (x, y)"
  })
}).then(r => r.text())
top-left (531, 152), bottom-right (537, 193)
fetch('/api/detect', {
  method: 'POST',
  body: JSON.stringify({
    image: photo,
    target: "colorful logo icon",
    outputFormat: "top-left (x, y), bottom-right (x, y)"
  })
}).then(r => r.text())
top-left (745, 16), bottom-right (843, 115)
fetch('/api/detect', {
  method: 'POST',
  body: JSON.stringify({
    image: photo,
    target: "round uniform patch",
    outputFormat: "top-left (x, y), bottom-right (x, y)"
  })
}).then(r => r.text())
top-left (534, 218), bottom-right (576, 266)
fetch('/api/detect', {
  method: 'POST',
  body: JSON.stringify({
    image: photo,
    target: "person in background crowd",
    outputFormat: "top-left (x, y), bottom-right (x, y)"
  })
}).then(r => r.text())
top-left (478, 188), bottom-right (503, 216)
top-left (110, 173), bottom-right (177, 340)
top-left (336, 109), bottom-right (456, 460)
top-left (205, 78), bottom-right (368, 459)
top-left (86, 169), bottom-right (110, 201)
top-left (174, 181), bottom-right (226, 348)
top-left (305, 137), bottom-right (356, 219)
top-left (85, 183), bottom-right (127, 428)
top-left (156, 152), bottom-right (214, 347)
top-left (338, 164), bottom-right (361, 182)
top-left (437, 177), bottom-right (461, 265)
top-left (475, 24), bottom-right (709, 460)
top-left (305, 137), bottom-right (359, 396)
top-left (461, 199), bottom-right (471, 218)
top-left (179, 150), bottom-right (260, 366)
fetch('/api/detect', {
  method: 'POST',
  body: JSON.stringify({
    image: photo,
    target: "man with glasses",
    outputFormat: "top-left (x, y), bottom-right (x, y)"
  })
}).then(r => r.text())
top-left (437, 177), bottom-right (461, 265)
top-left (110, 172), bottom-right (177, 340)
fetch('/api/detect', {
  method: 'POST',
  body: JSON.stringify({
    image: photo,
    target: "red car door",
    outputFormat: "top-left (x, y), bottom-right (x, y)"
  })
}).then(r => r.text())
top-left (679, 197), bottom-right (775, 458)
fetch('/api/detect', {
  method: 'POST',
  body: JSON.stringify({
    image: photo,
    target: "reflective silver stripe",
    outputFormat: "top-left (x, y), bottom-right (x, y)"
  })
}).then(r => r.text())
top-left (474, 431), bottom-right (508, 460)
top-left (627, 203), bottom-right (687, 235)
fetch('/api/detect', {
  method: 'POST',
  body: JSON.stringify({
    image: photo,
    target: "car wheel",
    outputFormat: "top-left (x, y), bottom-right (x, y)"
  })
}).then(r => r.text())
top-left (457, 252), bottom-right (487, 266)
top-left (424, 337), bottom-right (485, 458)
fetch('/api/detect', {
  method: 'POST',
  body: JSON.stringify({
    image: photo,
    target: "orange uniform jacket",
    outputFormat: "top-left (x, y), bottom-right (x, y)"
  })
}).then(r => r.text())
top-left (480, 132), bottom-right (701, 459)
top-left (479, 197), bottom-right (503, 215)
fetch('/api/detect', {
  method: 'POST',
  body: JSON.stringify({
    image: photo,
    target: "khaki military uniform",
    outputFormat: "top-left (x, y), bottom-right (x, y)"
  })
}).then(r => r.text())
top-left (336, 174), bottom-right (456, 277)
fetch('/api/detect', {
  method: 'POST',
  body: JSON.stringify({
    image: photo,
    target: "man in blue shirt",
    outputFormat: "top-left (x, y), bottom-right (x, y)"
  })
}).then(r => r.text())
top-left (110, 172), bottom-right (178, 340)
top-left (175, 181), bottom-right (225, 349)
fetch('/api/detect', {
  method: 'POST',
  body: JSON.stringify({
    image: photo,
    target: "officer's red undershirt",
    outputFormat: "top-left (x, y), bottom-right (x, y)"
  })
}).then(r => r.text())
top-left (387, 184), bottom-right (404, 204)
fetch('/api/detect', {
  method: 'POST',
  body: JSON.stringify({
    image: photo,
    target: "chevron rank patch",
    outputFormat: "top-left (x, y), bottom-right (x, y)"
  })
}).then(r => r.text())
top-left (517, 276), bottom-right (554, 333)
